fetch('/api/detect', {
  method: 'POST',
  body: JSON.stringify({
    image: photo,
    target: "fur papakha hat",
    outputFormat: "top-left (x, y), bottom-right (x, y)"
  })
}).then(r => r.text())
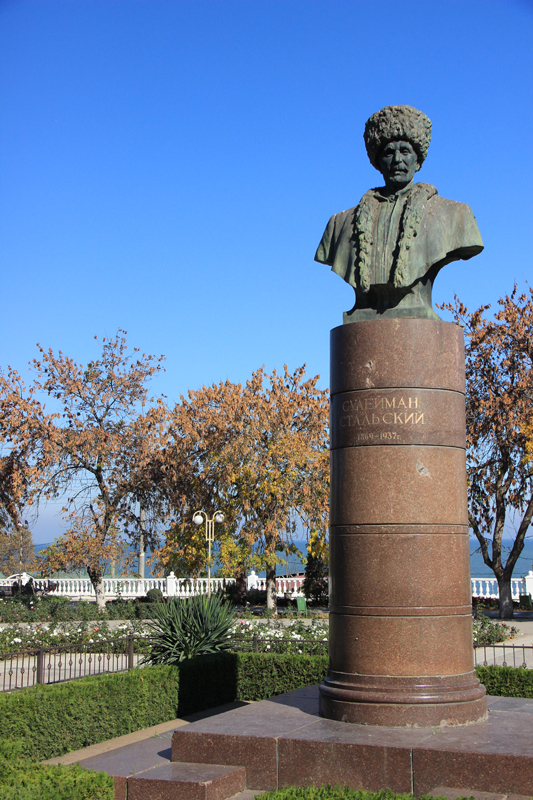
top-left (364, 105), bottom-right (432, 171)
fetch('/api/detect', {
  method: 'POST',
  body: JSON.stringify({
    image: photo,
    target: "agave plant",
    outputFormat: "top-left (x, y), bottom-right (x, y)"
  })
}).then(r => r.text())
top-left (142, 592), bottom-right (236, 664)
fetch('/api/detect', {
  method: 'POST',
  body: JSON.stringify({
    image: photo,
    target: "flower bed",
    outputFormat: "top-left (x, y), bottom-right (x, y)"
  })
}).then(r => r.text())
top-left (0, 619), bottom-right (150, 655)
top-left (473, 614), bottom-right (518, 645)
top-left (230, 618), bottom-right (329, 654)
top-left (0, 612), bottom-right (516, 659)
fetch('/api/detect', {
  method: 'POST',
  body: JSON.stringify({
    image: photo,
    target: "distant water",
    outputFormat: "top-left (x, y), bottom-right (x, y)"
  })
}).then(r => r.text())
top-left (277, 538), bottom-right (533, 581)
top-left (470, 538), bottom-right (533, 579)
top-left (34, 538), bottom-right (533, 581)
top-left (33, 542), bottom-right (157, 578)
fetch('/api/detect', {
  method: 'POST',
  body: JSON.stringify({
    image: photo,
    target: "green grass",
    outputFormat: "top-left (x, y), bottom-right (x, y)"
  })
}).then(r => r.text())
top-left (256, 788), bottom-right (487, 800)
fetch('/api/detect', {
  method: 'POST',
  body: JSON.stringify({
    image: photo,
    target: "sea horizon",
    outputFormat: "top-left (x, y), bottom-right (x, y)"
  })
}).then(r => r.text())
top-left (33, 537), bottom-right (533, 581)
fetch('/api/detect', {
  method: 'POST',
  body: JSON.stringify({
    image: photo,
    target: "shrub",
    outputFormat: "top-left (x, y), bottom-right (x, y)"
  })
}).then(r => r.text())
top-left (143, 593), bottom-right (236, 664)
top-left (0, 595), bottom-right (160, 624)
top-left (176, 652), bottom-right (328, 714)
top-left (0, 618), bottom-right (150, 655)
top-left (235, 652), bottom-right (327, 701)
top-left (0, 665), bottom-right (180, 760)
top-left (303, 553), bottom-right (328, 606)
top-left (476, 664), bottom-right (533, 698)
top-left (246, 587), bottom-right (267, 605)
top-left (145, 588), bottom-right (164, 603)
top-left (230, 618), bottom-right (329, 655)
top-left (0, 741), bottom-right (113, 800)
top-left (223, 580), bottom-right (245, 605)
top-left (473, 614), bottom-right (518, 644)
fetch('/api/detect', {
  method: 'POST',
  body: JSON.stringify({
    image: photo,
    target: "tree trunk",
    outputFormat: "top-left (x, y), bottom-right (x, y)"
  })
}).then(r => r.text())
top-left (266, 562), bottom-right (277, 611)
top-left (497, 575), bottom-right (514, 620)
top-left (235, 568), bottom-right (247, 604)
top-left (88, 567), bottom-right (106, 611)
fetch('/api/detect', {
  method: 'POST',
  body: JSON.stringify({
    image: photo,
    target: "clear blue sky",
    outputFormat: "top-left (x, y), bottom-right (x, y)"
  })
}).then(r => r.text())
top-left (1, 0), bottom-right (532, 542)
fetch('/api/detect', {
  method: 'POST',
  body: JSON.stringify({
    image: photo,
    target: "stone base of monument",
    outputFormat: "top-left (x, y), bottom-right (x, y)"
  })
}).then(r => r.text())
top-left (319, 671), bottom-right (488, 727)
top-left (171, 686), bottom-right (533, 796)
top-left (322, 318), bottom-right (487, 727)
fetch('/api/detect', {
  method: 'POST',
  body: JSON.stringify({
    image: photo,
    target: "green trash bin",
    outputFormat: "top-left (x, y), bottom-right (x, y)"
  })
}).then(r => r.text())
top-left (296, 596), bottom-right (308, 616)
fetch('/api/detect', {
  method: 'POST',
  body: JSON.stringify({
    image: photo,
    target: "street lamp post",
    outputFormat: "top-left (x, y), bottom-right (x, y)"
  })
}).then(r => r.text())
top-left (192, 510), bottom-right (225, 596)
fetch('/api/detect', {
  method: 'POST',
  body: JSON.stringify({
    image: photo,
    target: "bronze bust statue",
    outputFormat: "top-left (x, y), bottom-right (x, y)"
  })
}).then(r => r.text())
top-left (315, 105), bottom-right (483, 322)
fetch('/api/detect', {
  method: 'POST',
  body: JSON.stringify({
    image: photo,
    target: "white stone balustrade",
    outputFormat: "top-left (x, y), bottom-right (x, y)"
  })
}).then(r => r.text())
top-left (246, 570), bottom-right (306, 597)
top-left (471, 575), bottom-right (526, 601)
top-left (5, 570), bottom-right (533, 603)
top-left (18, 572), bottom-right (235, 601)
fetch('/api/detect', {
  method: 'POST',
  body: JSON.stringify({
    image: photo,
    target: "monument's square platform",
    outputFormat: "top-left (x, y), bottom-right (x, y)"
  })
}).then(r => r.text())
top-left (171, 686), bottom-right (533, 797)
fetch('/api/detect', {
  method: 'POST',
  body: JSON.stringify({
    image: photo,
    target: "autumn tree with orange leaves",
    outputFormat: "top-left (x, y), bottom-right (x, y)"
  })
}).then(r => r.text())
top-left (444, 287), bottom-right (533, 619)
top-left (0, 366), bottom-right (56, 556)
top-left (1, 332), bottom-right (168, 608)
top-left (159, 366), bottom-right (329, 609)
top-left (1, 336), bottom-right (330, 609)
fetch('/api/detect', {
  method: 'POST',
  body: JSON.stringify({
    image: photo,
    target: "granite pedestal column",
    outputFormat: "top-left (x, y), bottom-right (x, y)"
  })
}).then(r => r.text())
top-left (319, 318), bottom-right (487, 727)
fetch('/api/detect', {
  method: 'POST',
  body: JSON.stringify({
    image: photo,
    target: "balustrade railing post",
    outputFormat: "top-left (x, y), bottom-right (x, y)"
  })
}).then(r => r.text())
top-left (36, 646), bottom-right (44, 684)
top-left (166, 571), bottom-right (178, 598)
top-left (253, 633), bottom-right (259, 653)
top-left (128, 635), bottom-right (134, 670)
top-left (524, 570), bottom-right (533, 600)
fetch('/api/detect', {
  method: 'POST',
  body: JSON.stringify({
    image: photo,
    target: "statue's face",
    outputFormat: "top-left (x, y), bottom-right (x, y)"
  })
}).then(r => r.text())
top-left (378, 140), bottom-right (419, 190)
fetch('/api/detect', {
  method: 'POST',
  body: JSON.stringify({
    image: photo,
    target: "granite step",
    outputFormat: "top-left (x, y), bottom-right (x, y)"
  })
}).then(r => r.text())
top-left (126, 761), bottom-right (247, 800)
top-left (72, 732), bottom-right (249, 800)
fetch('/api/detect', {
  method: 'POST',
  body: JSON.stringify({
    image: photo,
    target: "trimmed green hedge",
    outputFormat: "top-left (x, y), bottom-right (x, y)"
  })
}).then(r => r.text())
top-left (476, 664), bottom-right (533, 697)
top-left (0, 741), bottom-right (113, 800)
top-left (1, 665), bottom-right (180, 761)
top-left (0, 653), bottom-right (328, 761)
top-left (177, 652), bottom-right (328, 715)
top-left (236, 652), bottom-right (328, 701)
top-left (0, 764), bottom-right (113, 800)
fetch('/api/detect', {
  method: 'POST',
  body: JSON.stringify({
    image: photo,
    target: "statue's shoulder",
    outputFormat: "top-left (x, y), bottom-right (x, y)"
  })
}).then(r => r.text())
top-left (327, 205), bottom-right (357, 226)
top-left (421, 186), bottom-right (483, 250)
top-left (424, 188), bottom-right (474, 215)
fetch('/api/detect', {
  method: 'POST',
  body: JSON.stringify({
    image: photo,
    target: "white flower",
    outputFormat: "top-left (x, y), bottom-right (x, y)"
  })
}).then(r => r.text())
top-left (13, 638), bottom-right (22, 643)
top-left (88, 639), bottom-right (94, 644)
